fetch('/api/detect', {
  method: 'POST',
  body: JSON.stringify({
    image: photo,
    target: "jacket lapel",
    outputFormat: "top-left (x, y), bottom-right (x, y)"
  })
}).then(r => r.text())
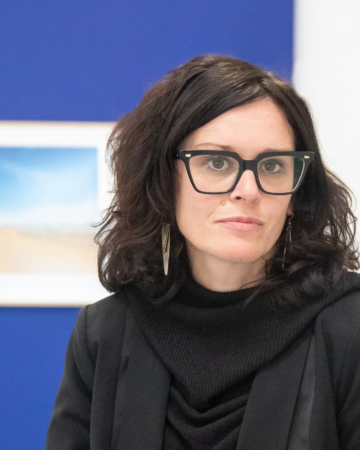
top-left (110, 296), bottom-right (313, 450)
top-left (111, 304), bottom-right (171, 450)
top-left (236, 327), bottom-right (313, 450)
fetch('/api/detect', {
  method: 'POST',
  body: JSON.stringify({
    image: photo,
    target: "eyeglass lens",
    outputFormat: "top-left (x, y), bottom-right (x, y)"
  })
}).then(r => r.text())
top-left (188, 154), bottom-right (305, 194)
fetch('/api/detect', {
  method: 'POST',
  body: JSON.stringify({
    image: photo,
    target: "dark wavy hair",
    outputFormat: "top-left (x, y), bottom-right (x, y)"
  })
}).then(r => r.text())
top-left (95, 55), bottom-right (359, 304)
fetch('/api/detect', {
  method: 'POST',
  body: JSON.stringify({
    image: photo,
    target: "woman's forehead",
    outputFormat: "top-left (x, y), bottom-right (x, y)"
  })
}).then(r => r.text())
top-left (179, 99), bottom-right (294, 155)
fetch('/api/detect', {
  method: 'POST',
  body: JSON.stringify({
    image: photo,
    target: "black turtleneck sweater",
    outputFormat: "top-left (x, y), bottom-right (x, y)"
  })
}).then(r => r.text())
top-left (127, 272), bottom-right (360, 450)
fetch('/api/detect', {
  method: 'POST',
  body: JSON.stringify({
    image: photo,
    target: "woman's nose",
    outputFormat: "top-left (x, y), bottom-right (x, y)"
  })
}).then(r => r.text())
top-left (229, 170), bottom-right (261, 202)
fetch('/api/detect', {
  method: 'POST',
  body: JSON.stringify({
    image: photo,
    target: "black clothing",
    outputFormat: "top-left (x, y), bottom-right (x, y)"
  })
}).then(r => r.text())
top-left (129, 275), bottom-right (360, 449)
top-left (45, 271), bottom-right (360, 450)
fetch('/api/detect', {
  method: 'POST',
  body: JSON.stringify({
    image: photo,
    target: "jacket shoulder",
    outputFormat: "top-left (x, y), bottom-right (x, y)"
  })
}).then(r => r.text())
top-left (313, 283), bottom-right (360, 445)
top-left (315, 288), bottom-right (360, 337)
top-left (45, 289), bottom-right (134, 449)
top-left (75, 288), bottom-right (131, 361)
top-left (86, 289), bottom-right (129, 325)
top-left (314, 288), bottom-right (360, 386)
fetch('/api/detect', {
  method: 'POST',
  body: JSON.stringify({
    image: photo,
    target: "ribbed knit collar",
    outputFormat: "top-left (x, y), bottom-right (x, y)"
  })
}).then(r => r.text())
top-left (127, 271), bottom-right (360, 411)
top-left (175, 277), bottom-right (255, 307)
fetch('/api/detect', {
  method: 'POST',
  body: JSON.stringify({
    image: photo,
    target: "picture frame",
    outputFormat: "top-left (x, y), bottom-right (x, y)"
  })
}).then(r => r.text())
top-left (0, 121), bottom-right (114, 306)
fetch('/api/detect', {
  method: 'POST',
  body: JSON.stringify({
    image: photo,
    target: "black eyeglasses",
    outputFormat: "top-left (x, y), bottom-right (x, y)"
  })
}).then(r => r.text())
top-left (175, 150), bottom-right (314, 195)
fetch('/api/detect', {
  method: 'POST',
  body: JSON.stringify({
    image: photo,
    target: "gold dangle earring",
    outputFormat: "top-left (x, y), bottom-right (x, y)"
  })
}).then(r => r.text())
top-left (162, 223), bottom-right (170, 275)
top-left (282, 214), bottom-right (293, 268)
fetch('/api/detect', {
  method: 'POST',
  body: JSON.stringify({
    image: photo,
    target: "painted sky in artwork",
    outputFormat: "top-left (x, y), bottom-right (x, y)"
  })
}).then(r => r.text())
top-left (0, 147), bottom-right (98, 228)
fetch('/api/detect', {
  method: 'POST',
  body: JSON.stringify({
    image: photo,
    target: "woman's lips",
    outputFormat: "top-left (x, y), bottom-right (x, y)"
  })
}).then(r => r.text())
top-left (216, 216), bottom-right (264, 230)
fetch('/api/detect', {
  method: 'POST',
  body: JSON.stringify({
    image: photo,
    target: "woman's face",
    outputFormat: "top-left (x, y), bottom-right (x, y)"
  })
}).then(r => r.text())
top-left (175, 98), bottom-right (294, 280)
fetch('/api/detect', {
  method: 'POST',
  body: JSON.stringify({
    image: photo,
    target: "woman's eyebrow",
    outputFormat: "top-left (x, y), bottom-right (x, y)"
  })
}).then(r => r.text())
top-left (191, 143), bottom-right (294, 152)
top-left (191, 143), bottom-right (233, 150)
top-left (263, 148), bottom-right (294, 152)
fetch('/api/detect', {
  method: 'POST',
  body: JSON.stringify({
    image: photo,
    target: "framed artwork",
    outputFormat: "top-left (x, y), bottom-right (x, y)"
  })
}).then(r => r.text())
top-left (0, 121), bottom-right (114, 306)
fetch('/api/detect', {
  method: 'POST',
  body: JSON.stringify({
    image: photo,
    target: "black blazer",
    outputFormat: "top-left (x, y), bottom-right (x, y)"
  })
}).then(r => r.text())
top-left (45, 287), bottom-right (360, 450)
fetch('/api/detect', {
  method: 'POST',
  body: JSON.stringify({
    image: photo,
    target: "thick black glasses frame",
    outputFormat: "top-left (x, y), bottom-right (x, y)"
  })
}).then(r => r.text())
top-left (175, 150), bottom-right (315, 195)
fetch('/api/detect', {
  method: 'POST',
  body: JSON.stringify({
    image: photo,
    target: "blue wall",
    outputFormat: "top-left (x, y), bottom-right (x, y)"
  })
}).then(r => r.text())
top-left (0, 0), bottom-right (293, 122)
top-left (0, 1), bottom-right (293, 448)
top-left (0, 308), bottom-right (79, 450)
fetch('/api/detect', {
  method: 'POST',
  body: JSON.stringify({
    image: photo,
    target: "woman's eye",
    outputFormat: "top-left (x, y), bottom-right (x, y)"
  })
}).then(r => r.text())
top-left (210, 157), bottom-right (225, 169)
top-left (261, 159), bottom-right (283, 173)
top-left (264, 162), bottom-right (278, 172)
top-left (207, 157), bottom-right (228, 170)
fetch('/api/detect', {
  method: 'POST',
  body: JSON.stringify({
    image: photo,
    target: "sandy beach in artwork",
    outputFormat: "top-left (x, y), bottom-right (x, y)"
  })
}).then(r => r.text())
top-left (0, 227), bottom-right (98, 273)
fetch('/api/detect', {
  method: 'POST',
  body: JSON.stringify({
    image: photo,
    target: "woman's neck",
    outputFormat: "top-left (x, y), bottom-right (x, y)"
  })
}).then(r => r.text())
top-left (188, 248), bottom-right (266, 292)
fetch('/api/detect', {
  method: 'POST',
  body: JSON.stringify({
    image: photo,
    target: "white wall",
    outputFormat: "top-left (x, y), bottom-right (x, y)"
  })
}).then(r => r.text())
top-left (293, 0), bottom-right (360, 245)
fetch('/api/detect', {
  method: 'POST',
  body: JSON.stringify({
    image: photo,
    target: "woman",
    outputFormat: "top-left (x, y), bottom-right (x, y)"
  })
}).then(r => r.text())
top-left (46, 55), bottom-right (360, 449)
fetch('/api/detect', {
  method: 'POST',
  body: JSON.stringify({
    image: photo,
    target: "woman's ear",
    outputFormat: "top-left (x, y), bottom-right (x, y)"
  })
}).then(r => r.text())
top-left (286, 200), bottom-right (293, 216)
